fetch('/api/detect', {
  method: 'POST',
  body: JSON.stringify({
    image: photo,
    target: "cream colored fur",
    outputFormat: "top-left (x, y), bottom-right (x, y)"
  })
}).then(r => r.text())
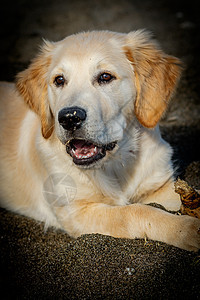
top-left (0, 30), bottom-right (199, 251)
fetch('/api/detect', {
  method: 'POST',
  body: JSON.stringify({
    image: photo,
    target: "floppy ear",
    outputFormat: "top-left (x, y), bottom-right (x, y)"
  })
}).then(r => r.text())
top-left (124, 30), bottom-right (182, 128)
top-left (16, 41), bottom-right (54, 138)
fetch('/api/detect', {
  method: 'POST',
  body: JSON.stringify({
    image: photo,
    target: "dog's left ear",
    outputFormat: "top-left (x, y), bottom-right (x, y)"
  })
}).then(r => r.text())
top-left (16, 41), bottom-right (54, 139)
top-left (124, 30), bottom-right (182, 128)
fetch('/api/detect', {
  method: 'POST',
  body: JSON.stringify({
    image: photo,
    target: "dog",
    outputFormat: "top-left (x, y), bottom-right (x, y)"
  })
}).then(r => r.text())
top-left (0, 30), bottom-right (199, 251)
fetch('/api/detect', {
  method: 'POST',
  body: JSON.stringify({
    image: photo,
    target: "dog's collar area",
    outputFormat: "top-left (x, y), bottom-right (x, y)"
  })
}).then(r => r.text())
top-left (66, 139), bottom-right (116, 166)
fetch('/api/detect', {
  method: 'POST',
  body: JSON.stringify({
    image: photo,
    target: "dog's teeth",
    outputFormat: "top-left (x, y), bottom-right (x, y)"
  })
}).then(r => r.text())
top-left (71, 144), bottom-right (100, 160)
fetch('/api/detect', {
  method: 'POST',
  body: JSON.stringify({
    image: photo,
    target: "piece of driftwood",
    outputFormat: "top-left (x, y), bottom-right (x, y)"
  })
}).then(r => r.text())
top-left (174, 178), bottom-right (200, 219)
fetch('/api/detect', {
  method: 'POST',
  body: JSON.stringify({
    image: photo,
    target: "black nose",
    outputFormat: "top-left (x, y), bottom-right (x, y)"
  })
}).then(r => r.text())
top-left (58, 106), bottom-right (87, 131)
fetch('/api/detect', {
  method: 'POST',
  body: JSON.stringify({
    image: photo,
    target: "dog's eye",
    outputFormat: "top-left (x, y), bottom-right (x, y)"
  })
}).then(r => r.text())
top-left (98, 73), bottom-right (115, 84)
top-left (54, 75), bottom-right (65, 87)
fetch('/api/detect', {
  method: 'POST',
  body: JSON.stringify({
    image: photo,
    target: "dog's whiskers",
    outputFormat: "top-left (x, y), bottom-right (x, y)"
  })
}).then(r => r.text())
top-left (65, 140), bottom-right (71, 146)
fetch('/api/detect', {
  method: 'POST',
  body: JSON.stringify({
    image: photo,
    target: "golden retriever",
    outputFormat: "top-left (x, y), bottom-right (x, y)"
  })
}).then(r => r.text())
top-left (0, 30), bottom-right (199, 251)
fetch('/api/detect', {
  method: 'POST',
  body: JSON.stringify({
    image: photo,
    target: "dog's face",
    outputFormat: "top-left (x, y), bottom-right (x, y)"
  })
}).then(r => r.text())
top-left (16, 30), bottom-right (181, 168)
top-left (49, 32), bottom-right (136, 167)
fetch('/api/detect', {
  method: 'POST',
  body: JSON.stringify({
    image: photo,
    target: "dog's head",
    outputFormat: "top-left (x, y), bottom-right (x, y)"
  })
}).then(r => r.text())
top-left (16, 30), bottom-right (182, 168)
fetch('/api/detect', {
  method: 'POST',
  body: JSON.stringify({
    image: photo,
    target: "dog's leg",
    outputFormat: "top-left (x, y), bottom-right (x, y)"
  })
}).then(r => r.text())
top-left (140, 180), bottom-right (181, 211)
top-left (55, 200), bottom-right (200, 251)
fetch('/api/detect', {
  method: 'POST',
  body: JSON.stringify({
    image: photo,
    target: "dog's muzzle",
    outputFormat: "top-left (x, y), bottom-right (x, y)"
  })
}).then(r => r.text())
top-left (58, 106), bottom-right (117, 167)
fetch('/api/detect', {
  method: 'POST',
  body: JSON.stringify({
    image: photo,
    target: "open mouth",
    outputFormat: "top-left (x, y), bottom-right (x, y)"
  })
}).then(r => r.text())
top-left (66, 139), bottom-right (116, 166)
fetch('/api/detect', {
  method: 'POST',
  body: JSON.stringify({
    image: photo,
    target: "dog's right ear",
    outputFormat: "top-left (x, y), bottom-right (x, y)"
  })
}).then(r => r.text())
top-left (16, 41), bottom-right (55, 139)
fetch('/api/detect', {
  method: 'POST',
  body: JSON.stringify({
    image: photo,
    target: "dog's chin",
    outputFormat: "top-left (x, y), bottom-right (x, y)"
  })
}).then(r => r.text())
top-left (65, 139), bottom-right (116, 168)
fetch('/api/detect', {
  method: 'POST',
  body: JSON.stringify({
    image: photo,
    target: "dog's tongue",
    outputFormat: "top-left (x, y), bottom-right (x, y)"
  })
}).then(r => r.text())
top-left (72, 140), bottom-right (97, 158)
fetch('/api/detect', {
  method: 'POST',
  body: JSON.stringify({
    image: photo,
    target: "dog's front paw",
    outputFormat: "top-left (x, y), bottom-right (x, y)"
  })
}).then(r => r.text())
top-left (175, 215), bottom-right (200, 251)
